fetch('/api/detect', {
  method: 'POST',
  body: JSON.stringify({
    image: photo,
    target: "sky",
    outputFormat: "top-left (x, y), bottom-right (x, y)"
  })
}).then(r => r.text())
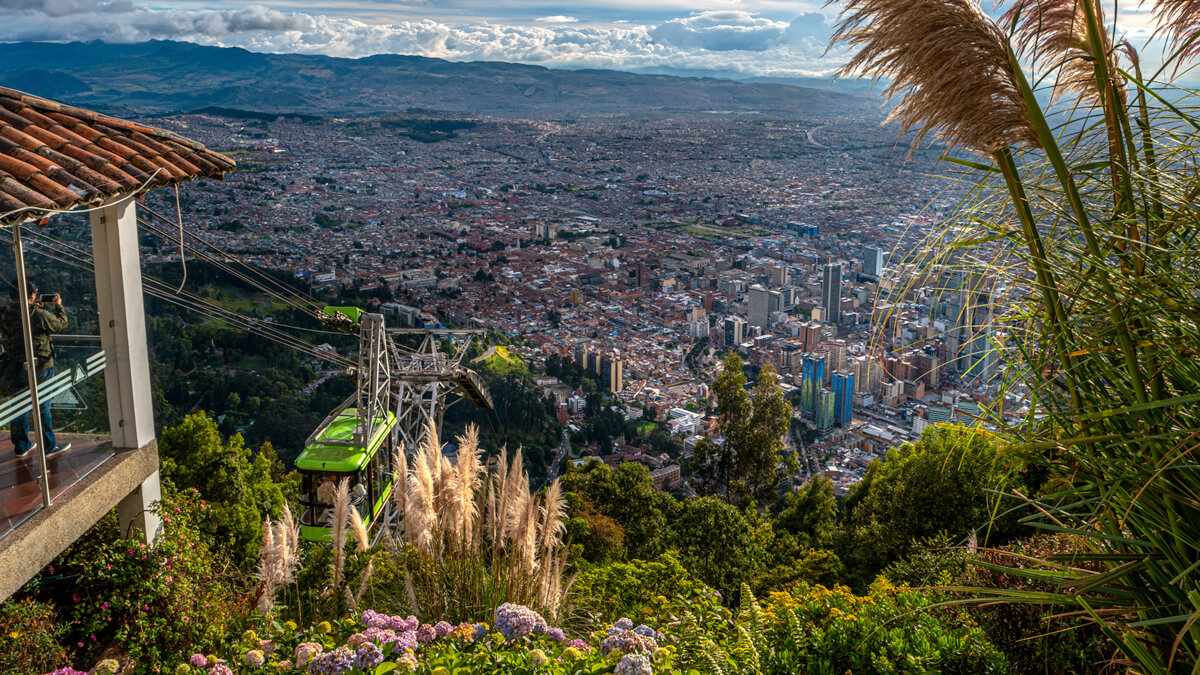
top-left (0, 0), bottom-right (1172, 80)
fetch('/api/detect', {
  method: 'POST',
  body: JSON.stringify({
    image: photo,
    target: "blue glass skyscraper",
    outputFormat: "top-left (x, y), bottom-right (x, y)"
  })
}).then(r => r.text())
top-left (832, 371), bottom-right (854, 426)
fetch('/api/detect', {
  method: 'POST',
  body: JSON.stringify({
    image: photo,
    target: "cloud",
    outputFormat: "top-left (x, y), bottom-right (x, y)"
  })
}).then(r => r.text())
top-left (650, 11), bottom-right (788, 52)
top-left (0, 0), bottom-right (134, 15)
top-left (0, 2), bottom-right (852, 79)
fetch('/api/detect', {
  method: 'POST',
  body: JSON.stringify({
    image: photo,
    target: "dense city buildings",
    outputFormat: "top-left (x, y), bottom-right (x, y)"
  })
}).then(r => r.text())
top-left (124, 106), bottom-right (996, 495)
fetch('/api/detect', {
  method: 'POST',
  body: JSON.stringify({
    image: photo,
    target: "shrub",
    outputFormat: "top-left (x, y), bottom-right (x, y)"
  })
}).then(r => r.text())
top-left (34, 488), bottom-right (245, 672)
top-left (0, 598), bottom-right (68, 675)
top-left (572, 552), bottom-right (721, 623)
top-left (683, 582), bottom-right (1008, 674)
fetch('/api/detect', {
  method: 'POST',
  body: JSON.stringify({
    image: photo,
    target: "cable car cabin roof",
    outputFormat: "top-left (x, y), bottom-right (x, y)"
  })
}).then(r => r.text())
top-left (0, 86), bottom-right (236, 226)
top-left (295, 407), bottom-right (396, 473)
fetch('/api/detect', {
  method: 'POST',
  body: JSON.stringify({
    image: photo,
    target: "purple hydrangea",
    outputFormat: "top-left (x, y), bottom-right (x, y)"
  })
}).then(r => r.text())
top-left (390, 630), bottom-right (418, 652)
top-left (601, 630), bottom-right (658, 656)
top-left (565, 639), bottom-right (592, 653)
top-left (210, 665), bottom-right (234, 675)
top-left (42, 669), bottom-right (87, 675)
top-left (347, 632), bottom-right (369, 647)
top-left (615, 617), bottom-right (634, 631)
top-left (389, 615), bottom-right (419, 632)
top-left (355, 643), bottom-right (385, 670)
top-left (542, 626), bottom-right (565, 642)
top-left (614, 652), bottom-right (654, 675)
top-left (361, 610), bottom-right (390, 629)
top-left (472, 623), bottom-right (489, 642)
top-left (633, 624), bottom-right (656, 638)
top-left (416, 624), bottom-right (437, 643)
top-left (494, 602), bottom-right (545, 640)
top-left (362, 627), bottom-right (397, 645)
top-left (295, 642), bottom-right (323, 668)
top-left (307, 646), bottom-right (355, 674)
top-left (258, 639), bottom-right (277, 655)
top-left (433, 620), bottom-right (454, 638)
top-left (189, 654), bottom-right (208, 668)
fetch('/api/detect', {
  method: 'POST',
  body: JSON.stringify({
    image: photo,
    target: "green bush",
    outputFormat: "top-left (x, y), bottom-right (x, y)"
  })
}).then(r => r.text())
top-left (572, 552), bottom-right (721, 623)
top-left (0, 598), bottom-right (68, 675)
top-left (32, 488), bottom-right (246, 672)
top-left (684, 581), bottom-right (1008, 674)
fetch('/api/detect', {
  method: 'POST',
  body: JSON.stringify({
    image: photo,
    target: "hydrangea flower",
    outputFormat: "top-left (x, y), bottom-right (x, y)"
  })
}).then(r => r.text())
top-left (347, 632), bottom-right (369, 647)
top-left (494, 602), bottom-right (546, 640)
top-left (210, 665), bottom-right (234, 675)
top-left (416, 624), bottom-right (437, 643)
top-left (174, 665), bottom-right (192, 675)
top-left (316, 621), bottom-right (332, 634)
top-left (275, 660), bottom-right (294, 672)
top-left (390, 615), bottom-right (419, 632)
top-left (615, 653), bottom-right (654, 675)
top-left (189, 654), bottom-right (209, 668)
top-left (542, 626), bottom-right (565, 642)
top-left (258, 639), bottom-right (278, 655)
top-left (615, 617), bottom-right (634, 631)
top-left (565, 639), bottom-right (592, 653)
top-left (362, 627), bottom-right (397, 645)
top-left (396, 652), bottom-right (419, 673)
top-left (601, 630), bottom-right (658, 656)
top-left (243, 650), bottom-right (266, 667)
top-left (560, 646), bottom-right (585, 662)
top-left (355, 643), bottom-right (384, 670)
top-left (433, 620), bottom-right (454, 638)
top-left (472, 623), bottom-right (489, 642)
top-left (42, 669), bottom-right (87, 675)
top-left (95, 660), bottom-right (120, 675)
top-left (390, 630), bottom-right (418, 652)
top-left (633, 625), bottom-right (656, 638)
top-left (307, 646), bottom-right (354, 674)
top-left (295, 642), bottom-right (323, 668)
top-left (529, 649), bottom-right (548, 668)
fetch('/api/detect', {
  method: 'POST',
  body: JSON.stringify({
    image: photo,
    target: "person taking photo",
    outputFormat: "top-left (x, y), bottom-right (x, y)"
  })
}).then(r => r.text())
top-left (0, 282), bottom-right (70, 457)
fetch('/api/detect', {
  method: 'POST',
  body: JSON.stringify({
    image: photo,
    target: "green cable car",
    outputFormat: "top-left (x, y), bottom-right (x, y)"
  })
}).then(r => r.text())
top-left (295, 405), bottom-right (398, 542)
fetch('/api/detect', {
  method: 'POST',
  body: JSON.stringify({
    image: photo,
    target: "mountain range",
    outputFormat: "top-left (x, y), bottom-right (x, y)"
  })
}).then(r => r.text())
top-left (0, 40), bottom-right (867, 119)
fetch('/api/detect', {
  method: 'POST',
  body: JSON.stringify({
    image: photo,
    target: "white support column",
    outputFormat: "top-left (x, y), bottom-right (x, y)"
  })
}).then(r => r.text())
top-left (91, 198), bottom-right (161, 544)
top-left (118, 468), bottom-right (162, 541)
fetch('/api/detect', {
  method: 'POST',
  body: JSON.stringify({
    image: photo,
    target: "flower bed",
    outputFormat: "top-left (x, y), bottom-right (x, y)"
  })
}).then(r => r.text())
top-left (52, 605), bottom-right (680, 675)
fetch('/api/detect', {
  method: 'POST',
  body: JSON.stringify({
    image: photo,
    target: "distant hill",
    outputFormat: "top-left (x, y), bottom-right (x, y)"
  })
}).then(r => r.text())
top-left (0, 40), bottom-right (865, 119)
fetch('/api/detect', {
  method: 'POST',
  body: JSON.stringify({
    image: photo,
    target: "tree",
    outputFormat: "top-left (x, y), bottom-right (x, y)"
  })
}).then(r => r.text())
top-left (693, 354), bottom-right (795, 504)
top-left (671, 496), bottom-right (763, 603)
top-left (561, 460), bottom-right (678, 561)
top-left (775, 475), bottom-right (837, 549)
top-left (836, 425), bottom-right (1024, 588)
top-left (158, 412), bottom-right (285, 565)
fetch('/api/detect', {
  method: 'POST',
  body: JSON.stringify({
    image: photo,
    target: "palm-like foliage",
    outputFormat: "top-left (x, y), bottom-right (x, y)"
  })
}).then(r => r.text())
top-left (830, 0), bottom-right (1200, 671)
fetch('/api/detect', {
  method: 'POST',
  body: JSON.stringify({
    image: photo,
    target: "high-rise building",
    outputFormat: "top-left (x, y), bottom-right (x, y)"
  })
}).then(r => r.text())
top-left (748, 284), bottom-right (770, 330)
top-left (822, 263), bottom-right (843, 324)
top-left (724, 314), bottom-right (744, 345)
top-left (862, 246), bottom-right (884, 277)
top-left (602, 353), bottom-right (624, 393)
top-left (723, 316), bottom-right (746, 347)
top-left (816, 389), bottom-right (836, 430)
top-left (832, 370), bottom-right (855, 426)
top-left (800, 354), bottom-right (826, 413)
top-left (769, 263), bottom-right (789, 286)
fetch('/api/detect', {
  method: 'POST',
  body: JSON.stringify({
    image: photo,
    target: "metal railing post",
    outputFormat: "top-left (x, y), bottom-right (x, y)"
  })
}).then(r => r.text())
top-left (12, 223), bottom-right (51, 508)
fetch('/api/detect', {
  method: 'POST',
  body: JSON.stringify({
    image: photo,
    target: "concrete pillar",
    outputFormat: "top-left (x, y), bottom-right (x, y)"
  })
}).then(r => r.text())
top-left (91, 198), bottom-right (160, 544)
top-left (118, 469), bottom-right (162, 542)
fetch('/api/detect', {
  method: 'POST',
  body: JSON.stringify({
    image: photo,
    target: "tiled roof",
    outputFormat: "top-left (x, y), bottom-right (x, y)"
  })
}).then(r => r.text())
top-left (0, 86), bottom-right (236, 226)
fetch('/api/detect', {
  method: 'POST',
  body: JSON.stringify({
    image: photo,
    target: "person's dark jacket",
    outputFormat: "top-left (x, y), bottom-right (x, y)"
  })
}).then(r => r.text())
top-left (0, 302), bottom-right (68, 371)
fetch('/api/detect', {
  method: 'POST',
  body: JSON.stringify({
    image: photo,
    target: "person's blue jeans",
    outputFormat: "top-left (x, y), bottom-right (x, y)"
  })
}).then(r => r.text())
top-left (12, 366), bottom-right (55, 455)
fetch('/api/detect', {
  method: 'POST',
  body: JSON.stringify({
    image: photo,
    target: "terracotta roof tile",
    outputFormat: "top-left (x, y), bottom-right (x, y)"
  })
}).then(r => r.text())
top-left (0, 86), bottom-right (235, 226)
